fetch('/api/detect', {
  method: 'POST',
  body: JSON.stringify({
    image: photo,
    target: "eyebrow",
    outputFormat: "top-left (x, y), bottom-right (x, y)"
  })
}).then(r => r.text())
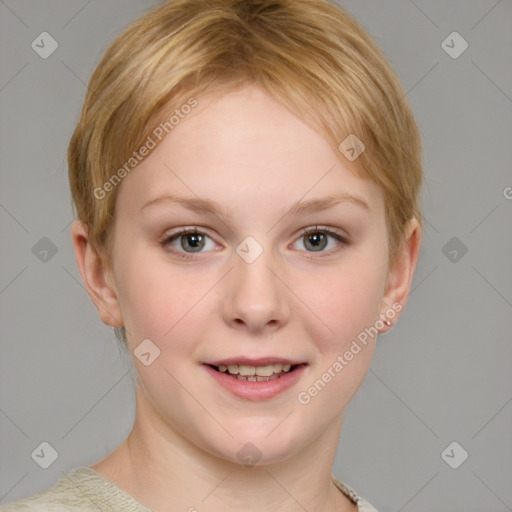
top-left (141, 192), bottom-right (370, 216)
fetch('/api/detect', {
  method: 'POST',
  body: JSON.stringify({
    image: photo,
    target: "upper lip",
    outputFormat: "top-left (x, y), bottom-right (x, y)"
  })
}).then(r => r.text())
top-left (204, 357), bottom-right (306, 367)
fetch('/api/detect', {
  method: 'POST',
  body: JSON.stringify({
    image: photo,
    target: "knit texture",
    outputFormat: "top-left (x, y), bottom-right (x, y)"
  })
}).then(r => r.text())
top-left (0, 467), bottom-right (378, 511)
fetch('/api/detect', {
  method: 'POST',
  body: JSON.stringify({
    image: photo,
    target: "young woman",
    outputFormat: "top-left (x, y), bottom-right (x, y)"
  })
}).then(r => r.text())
top-left (1, 1), bottom-right (422, 510)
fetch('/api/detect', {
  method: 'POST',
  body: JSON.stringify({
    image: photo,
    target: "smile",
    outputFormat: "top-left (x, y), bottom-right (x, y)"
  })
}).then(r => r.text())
top-left (203, 359), bottom-right (308, 400)
top-left (209, 363), bottom-right (296, 381)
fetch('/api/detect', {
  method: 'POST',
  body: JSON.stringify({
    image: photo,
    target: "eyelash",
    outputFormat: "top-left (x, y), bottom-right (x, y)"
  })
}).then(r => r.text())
top-left (159, 225), bottom-right (349, 261)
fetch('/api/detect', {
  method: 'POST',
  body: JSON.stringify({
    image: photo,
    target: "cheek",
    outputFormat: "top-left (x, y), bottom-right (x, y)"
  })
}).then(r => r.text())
top-left (293, 264), bottom-right (384, 415)
top-left (114, 253), bottom-right (209, 344)
top-left (291, 251), bottom-right (389, 413)
top-left (297, 254), bottom-right (387, 352)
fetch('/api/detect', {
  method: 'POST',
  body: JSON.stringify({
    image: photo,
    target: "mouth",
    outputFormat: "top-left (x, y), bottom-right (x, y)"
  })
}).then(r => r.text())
top-left (206, 362), bottom-right (304, 382)
top-left (202, 358), bottom-right (308, 400)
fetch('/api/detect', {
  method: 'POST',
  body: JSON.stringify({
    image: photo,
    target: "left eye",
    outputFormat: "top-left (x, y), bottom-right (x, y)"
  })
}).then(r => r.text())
top-left (293, 228), bottom-right (346, 253)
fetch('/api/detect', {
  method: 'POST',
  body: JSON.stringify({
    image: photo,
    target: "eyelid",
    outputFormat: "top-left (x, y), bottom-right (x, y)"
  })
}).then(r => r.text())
top-left (296, 225), bottom-right (348, 240)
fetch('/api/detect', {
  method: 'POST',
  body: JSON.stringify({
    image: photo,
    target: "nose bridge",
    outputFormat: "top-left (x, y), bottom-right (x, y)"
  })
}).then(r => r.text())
top-left (223, 238), bottom-right (290, 331)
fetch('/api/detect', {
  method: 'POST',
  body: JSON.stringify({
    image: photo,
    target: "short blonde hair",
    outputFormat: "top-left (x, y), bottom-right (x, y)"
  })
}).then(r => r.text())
top-left (68, 0), bottom-right (422, 321)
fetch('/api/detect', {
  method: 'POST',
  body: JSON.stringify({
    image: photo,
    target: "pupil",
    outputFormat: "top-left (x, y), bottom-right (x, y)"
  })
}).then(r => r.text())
top-left (306, 232), bottom-right (326, 251)
top-left (183, 233), bottom-right (204, 252)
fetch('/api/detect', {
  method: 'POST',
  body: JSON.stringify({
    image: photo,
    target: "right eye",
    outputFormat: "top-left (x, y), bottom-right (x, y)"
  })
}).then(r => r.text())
top-left (160, 227), bottom-right (218, 259)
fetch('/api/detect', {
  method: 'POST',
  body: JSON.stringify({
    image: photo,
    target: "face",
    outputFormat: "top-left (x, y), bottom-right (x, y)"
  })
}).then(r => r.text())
top-left (96, 85), bottom-right (403, 464)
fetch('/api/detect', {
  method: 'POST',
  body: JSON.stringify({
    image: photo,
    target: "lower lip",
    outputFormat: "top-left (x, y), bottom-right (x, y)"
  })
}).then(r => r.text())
top-left (203, 364), bottom-right (308, 401)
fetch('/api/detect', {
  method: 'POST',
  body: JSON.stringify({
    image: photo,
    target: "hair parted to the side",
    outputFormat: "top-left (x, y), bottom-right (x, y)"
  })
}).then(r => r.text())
top-left (68, 0), bottom-right (422, 344)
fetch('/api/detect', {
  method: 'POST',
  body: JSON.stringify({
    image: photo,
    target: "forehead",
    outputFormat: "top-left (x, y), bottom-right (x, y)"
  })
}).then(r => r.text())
top-left (115, 84), bottom-right (384, 217)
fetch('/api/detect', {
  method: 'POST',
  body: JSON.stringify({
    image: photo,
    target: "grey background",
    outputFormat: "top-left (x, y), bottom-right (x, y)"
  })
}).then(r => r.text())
top-left (1, 1), bottom-right (511, 511)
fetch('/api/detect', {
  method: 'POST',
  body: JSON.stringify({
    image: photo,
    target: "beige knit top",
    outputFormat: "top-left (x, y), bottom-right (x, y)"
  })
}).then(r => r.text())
top-left (0, 467), bottom-right (378, 511)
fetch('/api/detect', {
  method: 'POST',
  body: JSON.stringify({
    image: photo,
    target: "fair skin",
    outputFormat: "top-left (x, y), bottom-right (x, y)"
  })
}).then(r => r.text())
top-left (71, 84), bottom-right (420, 512)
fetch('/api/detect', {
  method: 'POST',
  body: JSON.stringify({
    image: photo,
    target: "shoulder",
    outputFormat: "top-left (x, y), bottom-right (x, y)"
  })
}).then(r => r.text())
top-left (0, 468), bottom-right (94, 511)
top-left (0, 467), bottom-right (144, 512)
top-left (331, 475), bottom-right (379, 512)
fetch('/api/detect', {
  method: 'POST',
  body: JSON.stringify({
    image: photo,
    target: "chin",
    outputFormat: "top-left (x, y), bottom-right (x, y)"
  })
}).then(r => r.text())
top-left (204, 425), bottom-right (307, 468)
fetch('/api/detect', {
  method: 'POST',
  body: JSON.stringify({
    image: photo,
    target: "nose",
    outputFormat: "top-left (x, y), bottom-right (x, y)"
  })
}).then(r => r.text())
top-left (222, 247), bottom-right (291, 334)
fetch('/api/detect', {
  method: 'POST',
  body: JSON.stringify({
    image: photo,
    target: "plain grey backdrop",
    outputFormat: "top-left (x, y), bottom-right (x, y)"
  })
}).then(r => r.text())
top-left (1, 1), bottom-right (511, 511)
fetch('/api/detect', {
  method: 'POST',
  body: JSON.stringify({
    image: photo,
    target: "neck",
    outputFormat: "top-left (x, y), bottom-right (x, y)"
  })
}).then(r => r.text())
top-left (92, 384), bottom-right (356, 512)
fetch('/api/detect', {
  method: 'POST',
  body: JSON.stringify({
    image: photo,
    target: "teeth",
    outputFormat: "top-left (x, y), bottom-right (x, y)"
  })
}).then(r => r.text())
top-left (227, 364), bottom-right (239, 375)
top-left (238, 365), bottom-right (256, 376)
top-left (237, 374), bottom-right (280, 382)
top-left (217, 363), bottom-right (296, 377)
top-left (255, 365), bottom-right (274, 377)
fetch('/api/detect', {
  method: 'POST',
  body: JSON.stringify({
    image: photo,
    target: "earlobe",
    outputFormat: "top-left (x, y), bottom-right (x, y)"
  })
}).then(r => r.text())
top-left (379, 217), bottom-right (422, 332)
top-left (70, 220), bottom-right (124, 328)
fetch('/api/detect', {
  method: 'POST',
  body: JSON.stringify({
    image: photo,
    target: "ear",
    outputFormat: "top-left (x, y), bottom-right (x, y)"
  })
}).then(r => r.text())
top-left (378, 217), bottom-right (422, 332)
top-left (70, 220), bottom-right (123, 328)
